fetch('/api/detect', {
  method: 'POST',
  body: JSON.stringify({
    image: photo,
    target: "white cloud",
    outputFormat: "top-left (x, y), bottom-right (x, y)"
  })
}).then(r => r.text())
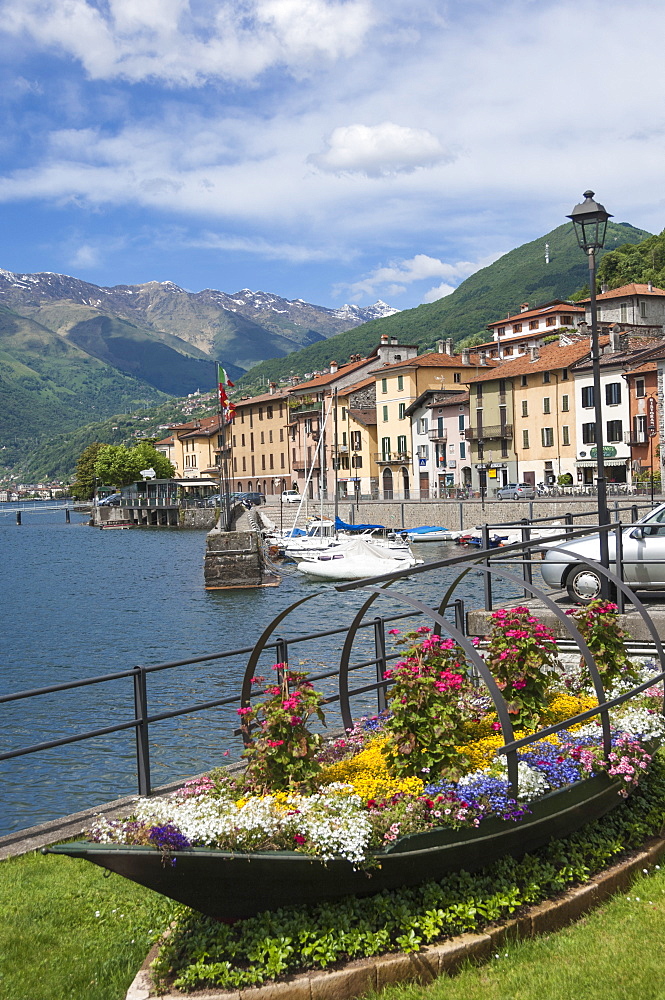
top-left (341, 254), bottom-right (482, 299)
top-left (2, 0), bottom-right (374, 85)
top-left (422, 282), bottom-right (456, 303)
top-left (182, 231), bottom-right (344, 263)
top-left (68, 243), bottom-right (101, 268)
top-left (309, 122), bottom-right (452, 177)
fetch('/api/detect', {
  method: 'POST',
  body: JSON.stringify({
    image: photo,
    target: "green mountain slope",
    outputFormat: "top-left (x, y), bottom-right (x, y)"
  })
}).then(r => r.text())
top-left (238, 221), bottom-right (650, 390)
top-left (0, 306), bottom-right (171, 470)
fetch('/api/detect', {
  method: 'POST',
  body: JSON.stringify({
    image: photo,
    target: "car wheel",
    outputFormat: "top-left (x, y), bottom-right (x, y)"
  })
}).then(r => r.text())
top-left (566, 565), bottom-right (603, 605)
top-left (512, 493), bottom-right (519, 500)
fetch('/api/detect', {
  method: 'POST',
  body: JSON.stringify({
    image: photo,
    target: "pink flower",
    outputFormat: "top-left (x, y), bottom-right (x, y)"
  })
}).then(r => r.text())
top-left (237, 706), bottom-right (252, 716)
top-left (293, 834), bottom-right (306, 846)
top-left (388, 628), bottom-right (401, 635)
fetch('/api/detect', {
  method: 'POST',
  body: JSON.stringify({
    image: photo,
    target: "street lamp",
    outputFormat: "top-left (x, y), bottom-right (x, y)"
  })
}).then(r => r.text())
top-left (568, 190), bottom-right (613, 592)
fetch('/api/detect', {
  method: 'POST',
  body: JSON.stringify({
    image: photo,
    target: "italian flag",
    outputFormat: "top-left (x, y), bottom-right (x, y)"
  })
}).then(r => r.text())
top-left (217, 364), bottom-right (234, 388)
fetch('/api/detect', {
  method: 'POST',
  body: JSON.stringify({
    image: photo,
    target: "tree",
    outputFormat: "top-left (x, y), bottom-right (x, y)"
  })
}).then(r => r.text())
top-left (71, 442), bottom-right (105, 500)
top-left (94, 442), bottom-right (174, 487)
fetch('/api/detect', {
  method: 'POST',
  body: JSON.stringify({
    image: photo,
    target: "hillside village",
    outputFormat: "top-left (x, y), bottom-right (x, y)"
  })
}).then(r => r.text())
top-left (154, 282), bottom-right (665, 500)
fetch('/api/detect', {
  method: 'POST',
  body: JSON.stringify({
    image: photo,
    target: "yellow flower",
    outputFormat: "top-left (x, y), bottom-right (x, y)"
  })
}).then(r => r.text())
top-left (318, 737), bottom-right (424, 801)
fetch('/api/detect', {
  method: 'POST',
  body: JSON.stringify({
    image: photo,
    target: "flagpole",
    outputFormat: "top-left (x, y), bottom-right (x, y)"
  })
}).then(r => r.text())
top-left (217, 364), bottom-right (234, 532)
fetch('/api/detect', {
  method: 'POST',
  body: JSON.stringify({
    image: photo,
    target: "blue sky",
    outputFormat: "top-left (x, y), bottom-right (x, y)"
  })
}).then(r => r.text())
top-left (0, 0), bottom-right (664, 311)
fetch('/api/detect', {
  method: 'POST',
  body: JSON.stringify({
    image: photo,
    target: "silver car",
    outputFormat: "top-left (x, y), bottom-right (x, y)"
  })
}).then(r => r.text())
top-left (496, 483), bottom-right (536, 500)
top-left (541, 502), bottom-right (665, 603)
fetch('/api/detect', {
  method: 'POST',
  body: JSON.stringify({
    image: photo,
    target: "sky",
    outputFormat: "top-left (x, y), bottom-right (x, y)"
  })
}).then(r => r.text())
top-left (0, 0), bottom-right (664, 312)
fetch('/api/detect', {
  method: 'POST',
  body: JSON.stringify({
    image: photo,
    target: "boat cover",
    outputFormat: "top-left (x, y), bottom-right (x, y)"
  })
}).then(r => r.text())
top-left (335, 516), bottom-right (385, 532)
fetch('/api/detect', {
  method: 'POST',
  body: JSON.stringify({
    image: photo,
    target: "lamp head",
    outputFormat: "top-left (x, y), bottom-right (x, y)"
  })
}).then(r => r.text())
top-left (568, 190), bottom-right (612, 251)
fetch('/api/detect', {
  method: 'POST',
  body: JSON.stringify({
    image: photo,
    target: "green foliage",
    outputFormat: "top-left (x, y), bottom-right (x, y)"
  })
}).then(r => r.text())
top-left (485, 608), bottom-right (559, 728)
top-left (597, 227), bottom-right (665, 290)
top-left (239, 668), bottom-right (326, 792)
top-left (383, 629), bottom-right (472, 779)
top-left (152, 752), bottom-right (665, 992)
top-left (94, 442), bottom-right (174, 487)
top-left (238, 221), bottom-right (650, 391)
top-left (558, 473), bottom-right (573, 486)
top-left (565, 601), bottom-right (640, 691)
top-left (70, 441), bottom-right (105, 500)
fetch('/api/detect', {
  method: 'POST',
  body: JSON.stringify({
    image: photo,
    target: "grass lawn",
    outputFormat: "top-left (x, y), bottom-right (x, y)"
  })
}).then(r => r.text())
top-left (1, 854), bottom-right (664, 1000)
top-left (0, 850), bottom-right (174, 1000)
top-left (375, 867), bottom-right (665, 1000)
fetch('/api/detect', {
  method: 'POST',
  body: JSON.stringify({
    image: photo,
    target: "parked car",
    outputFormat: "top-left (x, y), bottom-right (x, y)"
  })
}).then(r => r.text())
top-left (237, 492), bottom-right (265, 506)
top-left (97, 493), bottom-right (122, 506)
top-left (281, 490), bottom-right (301, 504)
top-left (496, 483), bottom-right (536, 500)
top-left (541, 502), bottom-right (665, 603)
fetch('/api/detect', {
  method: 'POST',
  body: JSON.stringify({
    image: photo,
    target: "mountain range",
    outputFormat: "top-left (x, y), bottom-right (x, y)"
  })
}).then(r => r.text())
top-left (0, 218), bottom-right (654, 481)
top-left (0, 272), bottom-right (396, 474)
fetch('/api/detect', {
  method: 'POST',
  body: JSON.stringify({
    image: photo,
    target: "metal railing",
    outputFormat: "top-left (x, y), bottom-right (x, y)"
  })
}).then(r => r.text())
top-left (4, 504), bottom-right (665, 815)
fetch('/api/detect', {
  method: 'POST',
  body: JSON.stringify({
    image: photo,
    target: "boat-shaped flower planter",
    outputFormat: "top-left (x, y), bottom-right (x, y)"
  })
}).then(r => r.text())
top-left (48, 772), bottom-right (624, 921)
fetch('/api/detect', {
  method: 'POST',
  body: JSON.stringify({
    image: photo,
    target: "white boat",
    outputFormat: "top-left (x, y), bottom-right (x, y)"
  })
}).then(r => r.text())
top-left (402, 525), bottom-right (462, 543)
top-left (279, 518), bottom-right (412, 559)
top-left (296, 538), bottom-right (422, 580)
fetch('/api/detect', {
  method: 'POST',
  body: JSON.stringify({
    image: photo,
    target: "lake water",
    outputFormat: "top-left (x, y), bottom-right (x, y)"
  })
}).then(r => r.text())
top-left (0, 504), bottom-right (525, 837)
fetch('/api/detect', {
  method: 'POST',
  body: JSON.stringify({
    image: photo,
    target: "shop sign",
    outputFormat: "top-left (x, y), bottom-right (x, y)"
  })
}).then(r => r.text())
top-left (590, 446), bottom-right (617, 458)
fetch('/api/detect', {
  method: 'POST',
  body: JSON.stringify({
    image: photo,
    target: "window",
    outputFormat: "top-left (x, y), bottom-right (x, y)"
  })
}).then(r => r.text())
top-left (521, 400), bottom-right (528, 416)
top-left (420, 418), bottom-right (429, 433)
top-left (561, 368), bottom-right (569, 381)
top-left (546, 316), bottom-right (556, 326)
top-left (542, 371), bottom-right (551, 384)
top-left (382, 405), bottom-right (388, 422)
top-left (342, 431), bottom-right (347, 446)
top-left (529, 320), bottom-right (539, 330)
top-left (267, 405), bottom-right (273, 418)
top-left (341, 406), bottom-right (346, 420)
top-left (634, 415), bottom-right (647, 442)
top-left (477, 384), bottom-right (483, 400)
top-left (269, 454), bottom-right (274, 469)
top-left (417, 443), bottom-right (429, 459)
top-left (241, 433), bottom-right (246, 447)
top-left (522, 429), bottom-right (529, 448)
top-left (304, 419), bottom-right (312, 434)
top-left (620, 302), bottom-right (628, 323)
top-left (499, 379), bottom-right (506, 395)
top-left (232, 435), bottom-right (236, 447)
top-left (640, 301), bottom-right (647, 319)
top-left (562, 394), bottom-right (569, 412)
top-left (352, 454), bottom-right (363, 468)
top-left (280, 429), bottom-right (284, 442)
top-left (501, 439), bottom-right (509, 458)
top-left (269, 430), bottom-right (273, 443)
top-left (497, 326), bottom-right (505, 335)
top-left (541, 427), bottom-right (554, 447)
top-left (562, 315), bottom-right (573, 325)
top-left (521, 375), bottom-right (528, 387)
top-left (562, 425), bottom-right (570, 446)
top-left (280, 453), bottom-right (285, 468)
top-left (513, 322), bottom-right (522, 333)
top-left (397, 375), bottom-right (404, 391)
top-left (606, 383), bottom-right (621, 405)
top-left (606, 419), bottom-right (623, 443)
top-left (351, 431), bottom-right (361, 450)
top-left (398, 435), bottom-right (408, 456)
top-left (261, 455), bottom-right (265, 469)
top-left (381, 378), bottom-right (387, 394)
top-left (381, 436), bottom-right (391, 457)
top-left (260, 431), bottom-right (264, 444)
top-left (582, 422), bottom-right (596, 444)
top-left (458, 414), bottom-right (465, 431)
top-left (258, 407), bottom-right (263, 420)
top-left (636, 378), bottom-right (646, 397)
top-left (460, 442), bottom-right (466, 459)
top-left (242, 456), bottom-right (246, 471)
top-left (398, 402), bottom-right (405, 420)
top-left (543, 397), bottom-right (551, 414)
top-left (454, 372), bottom-right (461, 383)
top-left (581, 385), bottom-right (595, 408)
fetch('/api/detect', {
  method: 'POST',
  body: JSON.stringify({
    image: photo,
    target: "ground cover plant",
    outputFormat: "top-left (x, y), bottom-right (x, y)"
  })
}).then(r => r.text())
top-left (373, 864), bottom-right (665, 1000)
top-left (0, 849), bottom-right (174, 1000)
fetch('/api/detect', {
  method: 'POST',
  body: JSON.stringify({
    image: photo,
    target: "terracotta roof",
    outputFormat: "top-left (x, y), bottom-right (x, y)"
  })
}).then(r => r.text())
top-left (473, 329), bottom-right (560, 350)
top-left (624, 361), bottom-right (658, 377)
top-left (179, 415), bottom-right (222, 439)
top-left (375, 350), bottom-right (499, 372)
top-left (430, 391), bottom-right (469, 407)
top-left (288, 358), bottom-right (371, 393)
top-left (462, 339), bottom-right (603, 383)
top-left (348, 407), bottom-right (377, 426)
top-left (234, 388), bottom-right (290, 407)
top-left (580, 283), bottom-right (665, 302)
top-left (487, 301), bottom-right (584, 328)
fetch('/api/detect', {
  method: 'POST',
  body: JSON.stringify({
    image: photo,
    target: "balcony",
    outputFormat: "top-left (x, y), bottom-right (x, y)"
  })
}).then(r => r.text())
top-left (465, 425), bottom-right (513, 440)
top-left (288, 399), bottom-right (323, 417)
top-left (625, 431), bottom-right (648, 446)
top-left (428, 427), bottom-right (448, 441)
top-left (375, 452), bottom-right (411, 465)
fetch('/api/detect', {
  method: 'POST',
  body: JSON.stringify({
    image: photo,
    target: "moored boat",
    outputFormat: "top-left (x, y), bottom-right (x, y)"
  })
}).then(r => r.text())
top-left (295, 537), bottom-right (420, 580)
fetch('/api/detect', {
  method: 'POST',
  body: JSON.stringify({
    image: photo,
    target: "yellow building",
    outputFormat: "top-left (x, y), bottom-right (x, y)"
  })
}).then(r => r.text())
top-left (231, 388), bottom-right (291, 495)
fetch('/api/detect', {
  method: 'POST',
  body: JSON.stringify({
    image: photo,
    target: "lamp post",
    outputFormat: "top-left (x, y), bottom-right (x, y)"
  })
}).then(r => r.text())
top-left (568, 190), bottom-right (612, 593)
top-left (648, 393), bottom-right (658, 506)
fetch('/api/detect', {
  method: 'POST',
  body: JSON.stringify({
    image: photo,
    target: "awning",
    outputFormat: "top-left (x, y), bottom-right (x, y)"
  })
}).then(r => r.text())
top-left (575, 459), bottom-right (628, 467)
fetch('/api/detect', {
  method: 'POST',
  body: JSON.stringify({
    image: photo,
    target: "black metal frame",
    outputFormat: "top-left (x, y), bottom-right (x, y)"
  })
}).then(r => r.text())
top-left (4, 514), bottom-right (665, 808)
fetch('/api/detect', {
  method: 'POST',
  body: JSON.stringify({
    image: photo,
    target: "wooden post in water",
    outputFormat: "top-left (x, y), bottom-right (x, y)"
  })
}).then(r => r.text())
top-left (16, 511), bottom-right (21, 525)
top-left (65, 509), bottom-right (70, 523)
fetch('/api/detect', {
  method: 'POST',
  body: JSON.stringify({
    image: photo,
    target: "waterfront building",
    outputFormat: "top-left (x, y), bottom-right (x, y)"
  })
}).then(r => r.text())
top-left (623, 360), bottom-right (659, 482)
top-left (406, 389), bottom-right (471, 495)
top-left (155, 416), bottom-right (228, 479)
top-left (579, 282), bottom-right (665, 331)
top-left (472, 300), bottom-right (585, 361)
top-left (231, 387), bottom-right (291, 495)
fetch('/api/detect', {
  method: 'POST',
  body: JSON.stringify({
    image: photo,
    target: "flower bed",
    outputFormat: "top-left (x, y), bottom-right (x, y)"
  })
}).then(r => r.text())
top-left (88, 603), bottom-right (664, 868)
